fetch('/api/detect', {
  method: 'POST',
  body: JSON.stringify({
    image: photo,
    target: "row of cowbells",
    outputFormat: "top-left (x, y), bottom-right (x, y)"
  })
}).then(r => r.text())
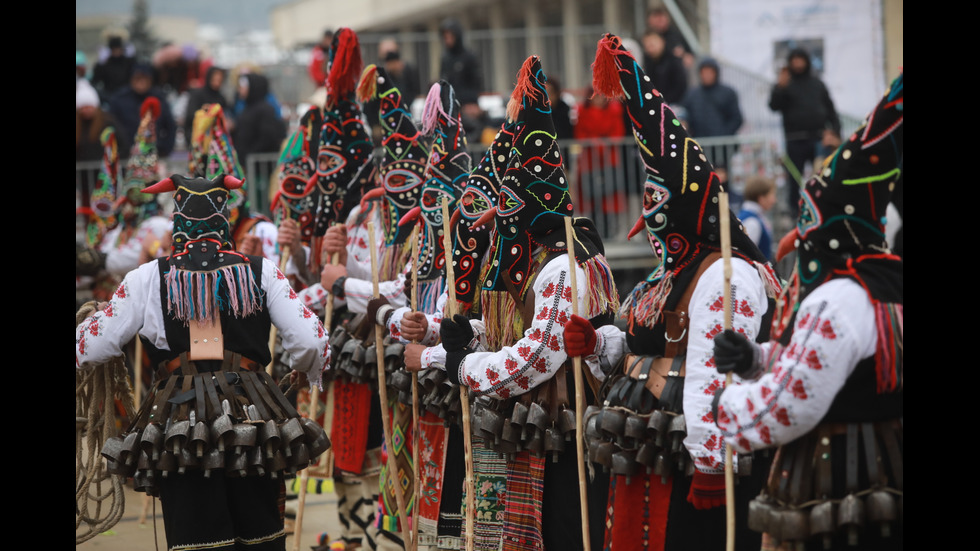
top-left (748, 490), bottom-right (902, 548)
top-left (101, 413), bottom-right (331, 494)
top-left (469, 392), bottom-right (578, 462)
top-left (584, 405), bottom-right (699, 483)
top-left (390, 367), bottom-right (463, 426)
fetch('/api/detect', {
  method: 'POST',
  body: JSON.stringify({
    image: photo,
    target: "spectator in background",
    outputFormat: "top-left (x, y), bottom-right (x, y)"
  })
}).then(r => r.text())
top-left (439, 19), bottom-right (483, 115)
top-left (769, 47), bottom-right (841, 214)
top-left (109, 63), bottom-right (176, 158)
top-left (77, 82), bottom-right (126, 206)
top-left (308, 29), bottom-right (333, 87)
top-left (641, 30), bottom-right (688, 105)
top-left (232, 73), bottom-right (286, 180)
top-left (231, 64), bottom-right (283, 121)
top-left (92, 34), bottom-right (135, 102)
top-left (647, 6), bottom-right (693, 67)
top-left (737, 175), bottom-right (777, 261)
top-left (184, 66), bottom-right (228, 145)
top-left (682, 58), bottom-right (742, 138)
top-left (545, 76), bottom-right (574, 140)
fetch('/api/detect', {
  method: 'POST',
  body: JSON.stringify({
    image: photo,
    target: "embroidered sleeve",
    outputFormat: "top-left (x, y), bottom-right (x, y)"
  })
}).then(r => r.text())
top-left (296, 283), bottom-right (328, 316)
top-left (102, 216), bottom-right (170, 277)
top-left (683, 259), bottom-right (768, 474)
top-left (457, 256), bottom-right (589, 400)
top-left (252, 221), bottom-right (280, 264)
top-left (715, 279), bottom-right (876, 454)
top-left (584, 325), bottom-right (628, 381)
top-left (263, 259), bottom-right (330, 389)
top-left (344, 209), bottom-right (377, 281)
top-left (343, 269), bottom-right (408, 314)
top-left (76, 261), bottom-right (158, 368)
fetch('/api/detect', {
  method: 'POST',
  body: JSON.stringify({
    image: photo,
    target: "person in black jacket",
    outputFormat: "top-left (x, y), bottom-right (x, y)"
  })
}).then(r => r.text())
top-left (183, 66), bottom-right (228, 147)
top-left (108, 63), bottom-right (176, 159)
top-left (232, 73), bottom-right (286, 162)
top-left (640, 30), bottom-right (688, 105)
top-left (769, 48), bottom-right (841, 214)
top-left (439, 18), bottom-right (482, 111)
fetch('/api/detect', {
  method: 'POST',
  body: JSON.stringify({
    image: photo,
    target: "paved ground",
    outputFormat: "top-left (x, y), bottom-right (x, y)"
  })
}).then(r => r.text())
top-left (77, 478), bottom-right (343, 550)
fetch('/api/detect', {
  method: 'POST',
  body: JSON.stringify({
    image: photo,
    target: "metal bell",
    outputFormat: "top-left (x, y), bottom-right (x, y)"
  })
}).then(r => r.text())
top-left (599, 408), bottom-right (626, 438)
top-left (210, 413), bottom-right (234, 452)
top-left (611, 449), bottom-right (638, 480)
top-left (259, 421), bottom-right (282, 459)
top-left (747, 495), bottom-right (775, 534)
top-left (647, 409), bottom-right (670, 447)
top-left (191, 422), bottom-right (210, 458)
top-left (809, 501), bottom-right (836, 549)
top-left (837, 493), bottom-right (865, 546)
top-left (775, 508), bottom-right (810, 542)
top-left (511, 402), bottom-right (529, 427)
top-left (140, 423), bottom-right (164, 461)
top-left (557, 408), bottom-right (577, 439)
top-left (866, 490), bottom-right (897, 538)
top-left (624, 414), bottom-right (647, 441)
top-left (544, 426), bottom-right (565, 458)
top-left (526, 402), bottom-right (551, 432)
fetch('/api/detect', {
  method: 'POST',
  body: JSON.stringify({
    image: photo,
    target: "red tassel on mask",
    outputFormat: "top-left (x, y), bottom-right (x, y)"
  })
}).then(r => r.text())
top-left (327, 28), bottom-right (363, 107)
top-left (591, 34), bottom-right (627, 100)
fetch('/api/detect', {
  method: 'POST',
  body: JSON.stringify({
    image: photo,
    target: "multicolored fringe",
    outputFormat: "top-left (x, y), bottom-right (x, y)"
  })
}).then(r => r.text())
top-left (480, 288), bottom-right (522, 351)
top-left (581, 255), bottom-right (621, 318)
top-left (416, 276), bottom-right (445, 317)
top-left (620, 272), bottom-right (675, 330)
top-left (754, 260), bottom-right (783, 299)
top-left (379, 240), bottom-right (413, 283)
top-left (873, 302), bottom-right (903, 393)
top-left (164, 264), bottom-right (262, 324)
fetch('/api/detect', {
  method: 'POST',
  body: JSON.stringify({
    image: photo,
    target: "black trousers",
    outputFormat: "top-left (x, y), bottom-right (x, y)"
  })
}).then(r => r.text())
top-left (157, 470), bottom-right (286, 550)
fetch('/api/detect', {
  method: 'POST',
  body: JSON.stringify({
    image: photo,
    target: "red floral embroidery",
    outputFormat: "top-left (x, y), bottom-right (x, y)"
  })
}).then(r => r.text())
top-left (88, 318), bottom-right (100, 336)
top-left (709, 295), bottom-right (724, 312)
top-left (818, 319), bottom-right (837, 340)
top-left (302, 307), bottom-right (313, 318)
top-left (532, 357), bottom-right (547, 373)
top-left (704, 379), bottom-right (722, 395)
top-left (797, 312), bottom-right (811, 329)
top-left (760, 386), bottom-right (772, 400)
top-left (536, 307), bottom-right (550, 320)
top-left (517, 346), bottom-right (531, 360)
top-left (498, 387), bottom-right (511, 399)
top-left (562, 286), bottom-right (572, 302)
top-left (556, 311), bottom-right (568, 326)
top-left (276, 268), bottom-right (286, 280)
top-left (705, 324), bottom-right (723, 340)
top-left (701, 412), bottom-right (714, 423)
top-left (716, 405), bottom-right (731, 425)
top-left (466, 376), bottom-right (480, 391)
top-left (529, 328), bottom-right (542, 342)
top-left (486, 369), bottom-right (499, 382)
top-left (541, 282), bottom-right (556, 298)
top-left (505, 358), bottom-right (519, 374)
top-left (737, 300), bottom-right (755, 318)
top-left (758, 424), bottom-right (772, 445)
top-left (114, 284), bottom-right (126, 299)
top-left (773, 406), bottom-right (791, 426)
top-left (548, 335), bottom-right (561, 351)
top-left (804, 349), bottom-right (822, 370)
top-left (704, 434), bottom-right (719, 451)
top-left (103, 304), bottom-right (114, 318)
top-left (746, 397), bottom-right (755, 414)
top-left (515, 375), bottom-right (530, 390)
top-left (288, 288), bottom-right (298, 299)
top-left (790, 378), bottom-right (808, 400)
top-left (737, 437), bottom-right (752, 451)
top-left (706, 356), bottom-right (716, 368)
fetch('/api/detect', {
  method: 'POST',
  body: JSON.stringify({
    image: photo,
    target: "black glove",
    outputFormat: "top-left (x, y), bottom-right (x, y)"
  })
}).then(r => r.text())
top-left (366, 296), bottom-right (393, 326)
top-left (713, 329), bottom-right (757, 376)
top-left (441, 314), bottom-right (475, 385)
top-left (440, 314), bottom-right (475, 352)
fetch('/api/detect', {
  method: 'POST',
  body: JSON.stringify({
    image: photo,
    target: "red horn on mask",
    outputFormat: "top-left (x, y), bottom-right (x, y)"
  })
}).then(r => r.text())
top-left (627, 215), bottom-right (646, 240)
top-left (143, 177), bottom-right (175, 194)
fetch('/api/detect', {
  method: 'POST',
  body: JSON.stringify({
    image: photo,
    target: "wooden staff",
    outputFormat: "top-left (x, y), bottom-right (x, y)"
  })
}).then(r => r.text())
top-left (563, 216), bottom-right (591, 551)
top-left (369, 220), bottom-right (412, 546)
top-left (718, 191), bottom-right (736, 551)
top-left (267, 247), bottom-right (291, 375)
top-left (409, 225), bottom-right (422, 551)
top-left (442, 198), bottom-right (475, 551)
top-left (291, 251), bottom-right (339, 551)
